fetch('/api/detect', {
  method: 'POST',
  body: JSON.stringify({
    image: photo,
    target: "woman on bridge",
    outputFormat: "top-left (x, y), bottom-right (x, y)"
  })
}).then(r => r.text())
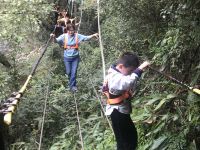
top-left (50, 23), bottom-right (98, 92)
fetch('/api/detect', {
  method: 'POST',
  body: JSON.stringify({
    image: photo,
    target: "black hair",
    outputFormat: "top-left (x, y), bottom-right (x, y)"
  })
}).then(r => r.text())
top-left (117, 52), bottom-right (139, 68)
top-left (67, 23), bottom-right (75, 31)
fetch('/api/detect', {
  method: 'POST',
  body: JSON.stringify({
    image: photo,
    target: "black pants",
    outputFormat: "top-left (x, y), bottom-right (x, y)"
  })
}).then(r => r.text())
top-left (111, 109), bottom-right (138, 150)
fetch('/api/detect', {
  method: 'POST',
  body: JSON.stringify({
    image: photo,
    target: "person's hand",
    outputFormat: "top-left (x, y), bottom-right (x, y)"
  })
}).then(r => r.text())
top-left (93, 33), bottom-right (99, 38)
top-left (138, 61), bottom-right (150, 71)
top-left (50, 33), bottom-right (55, 38)
top-left (143, 61), bottom-right (150, 67)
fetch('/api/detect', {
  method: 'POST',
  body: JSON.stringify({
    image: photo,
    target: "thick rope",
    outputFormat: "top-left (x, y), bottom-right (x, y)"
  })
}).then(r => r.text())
top-left (2, 32), bottom-right (54, 125)
top-left (73, 93), bottom-right (85, 150)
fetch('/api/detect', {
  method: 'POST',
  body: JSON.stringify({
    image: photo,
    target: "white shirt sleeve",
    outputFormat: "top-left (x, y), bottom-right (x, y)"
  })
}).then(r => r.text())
top-left (108, 71), bottom-right (139, 95)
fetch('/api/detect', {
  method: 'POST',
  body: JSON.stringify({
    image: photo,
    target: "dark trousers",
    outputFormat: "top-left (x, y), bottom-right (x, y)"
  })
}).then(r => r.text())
top-left (110, 109), bottom-right (138, 150)
top-left (64, 56), bottom-right (80, 89)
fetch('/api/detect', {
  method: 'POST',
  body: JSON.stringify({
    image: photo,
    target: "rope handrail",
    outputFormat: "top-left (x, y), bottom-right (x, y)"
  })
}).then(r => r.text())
top-left (148, 66), bottom-right (200, 95)
top-left (1, 28), bottom-right (55, 125)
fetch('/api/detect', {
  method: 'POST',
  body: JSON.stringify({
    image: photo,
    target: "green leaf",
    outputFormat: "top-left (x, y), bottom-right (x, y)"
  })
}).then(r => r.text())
top-left (145, 96), bottom-right (161, 105)
top-left (150, 136), bottom-right (167, 150)
top-left (154, 94), bottom-right (176, 111)
top-left (52, 104), bottom-right (66, 113)
top-left (154, 98), bottom-right (167, 111)
top-left (166, 94), bottom-right (176, 99)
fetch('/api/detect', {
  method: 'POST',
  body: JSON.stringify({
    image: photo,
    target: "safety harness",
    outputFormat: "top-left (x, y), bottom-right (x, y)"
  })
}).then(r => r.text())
top-left (103, 80), bottom-right (131, 105)
top-left (64, 33), bottom-right (79, 49)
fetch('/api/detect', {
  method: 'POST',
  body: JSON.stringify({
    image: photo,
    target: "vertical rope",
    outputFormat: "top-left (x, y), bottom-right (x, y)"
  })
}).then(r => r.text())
top-left (71, 0), bottom-right (74, 17)
top-left (74, 0), bottom-right (113, 146)
top-left (78, 0), bottom-right (114, 133)
top-left (73, 94), bottom-right (85, 150)
top-left (71, 1), bottom-right (85, 149)
top-left (81, 53), bottom-right (114, 133)
top-left (97, 0), bottom-right (106, 80)
top-left (38, 78), bottom-right (50, 150)
top-left (77, 0), bottom-right (84, 32)
top-left (38, 44), bottom-right (55, 149)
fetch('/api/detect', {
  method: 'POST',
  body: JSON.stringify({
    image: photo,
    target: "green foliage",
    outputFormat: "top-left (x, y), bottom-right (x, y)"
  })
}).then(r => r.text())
top-left (99, 0), bottom-right (200, 149)
top-left (0, 70), bottom-right (11, 101)
top-left (0, 0), bottom-right (200, 149)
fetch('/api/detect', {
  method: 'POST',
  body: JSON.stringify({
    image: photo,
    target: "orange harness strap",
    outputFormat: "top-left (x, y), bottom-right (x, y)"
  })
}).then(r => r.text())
top-left (64, 33), bottom-right (79, 49)
top-left (104, 91), bottom-right (130, 105)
